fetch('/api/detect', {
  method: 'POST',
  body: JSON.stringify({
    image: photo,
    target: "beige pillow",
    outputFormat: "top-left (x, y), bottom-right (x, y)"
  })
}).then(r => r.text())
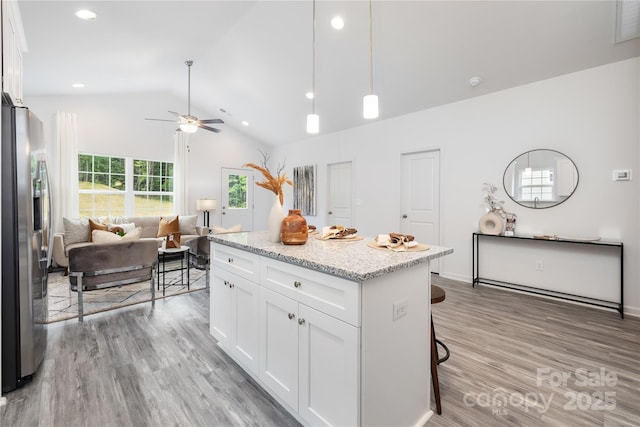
top-left (63, 217), bottom-right (89, 245)
top-left (107, 222), bottom-right (136, 234)
top-left (92, 227), bottom-right (141, 244)
top-left (211, 224), bottom-right (242, 234)
top-left (88, 219), bottom-right (108, 242)
top-left (179, 214), bottom-right (198, 235)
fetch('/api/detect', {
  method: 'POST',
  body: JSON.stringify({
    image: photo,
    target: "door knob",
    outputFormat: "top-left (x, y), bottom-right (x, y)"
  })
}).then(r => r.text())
top-left (402, 214), bottom-right (408, 218)
top-left (328, 211), bottom-right (333, 215)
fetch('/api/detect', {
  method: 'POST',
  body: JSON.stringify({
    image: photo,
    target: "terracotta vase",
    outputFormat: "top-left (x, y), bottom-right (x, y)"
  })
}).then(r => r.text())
top-left (268, 196), bottom-right (285, 243)
top-left (281, 209), bottom-right (308, 245)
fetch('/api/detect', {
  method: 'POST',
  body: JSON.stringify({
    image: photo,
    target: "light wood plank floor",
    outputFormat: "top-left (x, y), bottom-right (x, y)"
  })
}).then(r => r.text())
top-left (2, 275), bottom-right (639, 426)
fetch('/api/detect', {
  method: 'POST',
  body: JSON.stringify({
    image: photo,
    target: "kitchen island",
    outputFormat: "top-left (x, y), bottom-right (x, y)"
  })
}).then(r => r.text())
top-left (209, 231), bottom-right (453, 427)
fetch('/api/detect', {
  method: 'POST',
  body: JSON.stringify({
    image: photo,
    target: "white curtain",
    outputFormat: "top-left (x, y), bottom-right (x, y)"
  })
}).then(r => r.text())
top-left (54, 112), bottom-right (79, 232)
top-left (173, 131), bottom-right (189, 214)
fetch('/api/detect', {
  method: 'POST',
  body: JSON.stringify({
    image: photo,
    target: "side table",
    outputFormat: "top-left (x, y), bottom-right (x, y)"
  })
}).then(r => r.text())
top-left (157, 245), bottom-right (190, 296)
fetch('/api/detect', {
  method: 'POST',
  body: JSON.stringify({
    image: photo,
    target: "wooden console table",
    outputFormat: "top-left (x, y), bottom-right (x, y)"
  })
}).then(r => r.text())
top-left (472, 233), bottom-right (624, 318)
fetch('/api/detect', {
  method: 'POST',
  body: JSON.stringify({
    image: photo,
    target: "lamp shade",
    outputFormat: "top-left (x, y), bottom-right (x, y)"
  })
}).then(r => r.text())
top-left (363, 94), bottom-right (379, 119)
top-left (306, 113), bottom-right (319, 134)
top-left (179, 122), bottom-right (198, 133)
top-left (196, 198), bottom-right (217, 211)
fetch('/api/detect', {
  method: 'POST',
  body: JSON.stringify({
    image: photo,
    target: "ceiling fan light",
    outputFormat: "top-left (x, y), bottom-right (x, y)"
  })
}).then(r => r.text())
top-left (306, 114), bottom-right (319, 134)
top-left (363, 94), bottom-right (379, 119)
top-left (179, 122), bottom-right (198, 133)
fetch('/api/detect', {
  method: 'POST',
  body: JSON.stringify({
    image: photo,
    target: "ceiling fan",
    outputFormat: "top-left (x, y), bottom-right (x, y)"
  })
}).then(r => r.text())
top-left (145, 60), bottom-right (224, 134)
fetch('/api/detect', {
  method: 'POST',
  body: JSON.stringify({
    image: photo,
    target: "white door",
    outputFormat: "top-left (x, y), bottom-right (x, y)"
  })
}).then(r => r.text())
top-left (221, 167), bottom-right (254, 231)
top-left (400, 150), bottom-right (440, 270)
top-left (260, 287), bottom-right (299, 410)
top-left (298, 305), bottom-right (359, 427)
top-left (327, 162), bottom-right (352, 227)
top-left (233, 277), bottom-right (260, 376)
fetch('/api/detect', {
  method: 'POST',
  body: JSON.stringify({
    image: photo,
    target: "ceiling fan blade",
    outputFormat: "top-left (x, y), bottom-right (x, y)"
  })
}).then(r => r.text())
top-left (199, 118), bottom-right (224, 124)
top-left (199, 124), bottom-right (221, 133)
top-left (168, 111), bottom-right (185, 119)
top-left (145, 118), bottom-right (177, 122)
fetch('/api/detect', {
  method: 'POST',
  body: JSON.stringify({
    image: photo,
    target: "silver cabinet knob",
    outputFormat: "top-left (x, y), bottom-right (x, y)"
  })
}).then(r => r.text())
top-left (298, 318), bottom-right (306, 325)
top-left (288, 313), bottom-right (295, 320)
top-left (402, 214), bottom-right (408, 219)
top-left (228, 258), bottom-right (233, 263)
top-left (294, 281), bottom-right (301, 288)
top-left (328, 211), bottom-right (333, 215)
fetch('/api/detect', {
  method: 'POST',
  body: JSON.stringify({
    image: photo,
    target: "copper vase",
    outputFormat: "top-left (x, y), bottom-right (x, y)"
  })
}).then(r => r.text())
top-left (281, 209), bottom-right (308, 245)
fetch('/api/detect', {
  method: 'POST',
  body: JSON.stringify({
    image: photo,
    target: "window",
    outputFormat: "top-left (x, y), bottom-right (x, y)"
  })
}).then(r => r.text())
top-left (519, 168), bottom-right (554, 201)
top-left (228, 174), bottom-right (247, 209)
top-left (78, 154), bottom-right (174, 217)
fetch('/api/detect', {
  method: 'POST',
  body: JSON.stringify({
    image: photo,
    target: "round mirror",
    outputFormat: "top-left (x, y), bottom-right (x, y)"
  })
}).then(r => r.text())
top-left (503, 149), bottom-right (579, 209)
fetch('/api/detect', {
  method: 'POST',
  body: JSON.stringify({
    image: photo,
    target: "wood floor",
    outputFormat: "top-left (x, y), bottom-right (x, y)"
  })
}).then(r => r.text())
top-left (2, 275), bottom-right (639, 426)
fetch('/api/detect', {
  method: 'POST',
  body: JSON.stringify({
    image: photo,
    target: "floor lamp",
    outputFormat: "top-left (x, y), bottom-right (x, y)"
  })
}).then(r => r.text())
top-left (196, 198), bottom-right (217, 228)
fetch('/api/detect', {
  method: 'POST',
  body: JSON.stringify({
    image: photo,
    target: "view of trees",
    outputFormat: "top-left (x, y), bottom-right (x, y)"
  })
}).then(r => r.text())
top-left (228, 174), bottom-right (247, 208)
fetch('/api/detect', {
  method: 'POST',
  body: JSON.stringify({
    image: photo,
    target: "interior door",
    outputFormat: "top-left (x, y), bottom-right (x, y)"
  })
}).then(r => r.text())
top-left (221, 167), bottom-right (254, 231)
top-left (400, 150), bottom-right (440, 271)
top-left (327, 162), bottom-right (352, 227)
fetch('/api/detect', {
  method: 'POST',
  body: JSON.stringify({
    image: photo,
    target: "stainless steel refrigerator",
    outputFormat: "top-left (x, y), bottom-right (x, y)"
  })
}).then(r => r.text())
top-left (1, 93), bottom-right (51, 392)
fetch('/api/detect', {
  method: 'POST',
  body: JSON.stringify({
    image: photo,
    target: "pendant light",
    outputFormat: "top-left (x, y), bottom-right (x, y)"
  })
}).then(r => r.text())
top-left (363, 0), bottom-right (379, 119)
top-left (306, 0), bottom-right (319, 134)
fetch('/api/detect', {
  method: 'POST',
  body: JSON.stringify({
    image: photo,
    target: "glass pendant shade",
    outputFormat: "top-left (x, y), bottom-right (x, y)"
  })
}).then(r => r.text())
top-left (306, 113), bottom-right (319, 134)
top-left (363, 94), bottom-right (379, 119)
top-left (179, 122), bottom-right (198, 133)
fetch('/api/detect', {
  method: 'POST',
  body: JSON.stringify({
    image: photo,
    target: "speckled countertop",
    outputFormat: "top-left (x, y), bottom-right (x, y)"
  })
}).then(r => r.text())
top-left (209, 231), bottom-right (453, 282)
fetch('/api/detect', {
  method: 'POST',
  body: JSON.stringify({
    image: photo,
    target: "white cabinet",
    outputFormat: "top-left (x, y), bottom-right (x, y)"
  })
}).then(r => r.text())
top-left (2, 1), bottom-right (25, 104)
top-left (259, 286), bottom-right (359, 427)
top-left (210, 249), bottom-right (260, 376)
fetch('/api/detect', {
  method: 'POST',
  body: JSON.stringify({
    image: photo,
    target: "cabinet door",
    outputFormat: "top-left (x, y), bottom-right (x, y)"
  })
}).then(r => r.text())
top-left (298, 305), bottom-right (360, 427)
top-left (233, 278), bottom-right (260, 376)
top-left (210, 269), bottom-right (234, 349)
top-left (260, 287), bottom-right (299, 411)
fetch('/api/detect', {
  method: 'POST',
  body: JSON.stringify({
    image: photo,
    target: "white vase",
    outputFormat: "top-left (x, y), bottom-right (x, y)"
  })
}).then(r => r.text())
top-left (268, 195), bottom-right (285, 243)
top-left (479, 211), bottom-right (505, 235)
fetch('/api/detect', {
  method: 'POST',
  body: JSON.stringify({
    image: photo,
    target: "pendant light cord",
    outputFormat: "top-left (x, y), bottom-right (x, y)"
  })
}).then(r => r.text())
top-left (369, 0), bottom-right (374, 95)
top-left (312, 0), bottom-right (316, 114)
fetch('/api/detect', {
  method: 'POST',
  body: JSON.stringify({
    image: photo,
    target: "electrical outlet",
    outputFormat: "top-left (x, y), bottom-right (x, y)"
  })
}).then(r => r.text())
top-left (393, 299), bottom-right (408, 321)
top-left (536, 260), bottom-right (544, 271)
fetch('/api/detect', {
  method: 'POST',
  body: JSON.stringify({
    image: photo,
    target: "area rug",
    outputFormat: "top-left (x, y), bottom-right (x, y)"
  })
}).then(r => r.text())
top-left (46, 261), bottom-right (208, 323)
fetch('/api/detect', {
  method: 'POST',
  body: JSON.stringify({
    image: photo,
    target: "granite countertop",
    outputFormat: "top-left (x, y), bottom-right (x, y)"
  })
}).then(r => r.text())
top-left (209, 231), bottom-right (453, 282)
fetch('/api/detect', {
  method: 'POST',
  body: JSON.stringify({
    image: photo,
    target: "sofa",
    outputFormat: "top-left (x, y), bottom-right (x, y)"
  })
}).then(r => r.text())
top-left (53, 214), bottom-right (207, 270)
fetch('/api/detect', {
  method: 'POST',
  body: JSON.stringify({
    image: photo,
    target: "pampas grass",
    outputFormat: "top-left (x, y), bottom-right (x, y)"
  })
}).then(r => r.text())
top-left (245, 151), bottom-right (293, 205)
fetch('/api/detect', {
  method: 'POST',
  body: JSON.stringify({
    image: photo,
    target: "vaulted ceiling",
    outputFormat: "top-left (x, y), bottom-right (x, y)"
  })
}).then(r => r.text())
top-left (19, 1), bottom-right (640, 146)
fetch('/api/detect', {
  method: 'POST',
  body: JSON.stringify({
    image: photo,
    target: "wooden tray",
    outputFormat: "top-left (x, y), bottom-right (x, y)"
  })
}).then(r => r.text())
top-left (367, 241), bottom-right (430, 252)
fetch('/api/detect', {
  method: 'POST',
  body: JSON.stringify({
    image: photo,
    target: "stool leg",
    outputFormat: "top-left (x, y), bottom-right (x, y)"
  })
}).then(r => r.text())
top-left (431, 315), bottom-right (442, 415)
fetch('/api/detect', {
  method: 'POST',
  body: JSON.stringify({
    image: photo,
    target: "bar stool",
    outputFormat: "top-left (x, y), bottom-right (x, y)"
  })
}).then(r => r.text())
top-left (431, 284), bottom-right (450, 415)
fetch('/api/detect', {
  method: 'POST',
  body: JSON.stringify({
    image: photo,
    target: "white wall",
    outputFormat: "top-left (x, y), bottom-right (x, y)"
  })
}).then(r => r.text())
top-left (272, 58), bottom-right (640, 316)
top-left (26, 91), bottom-right (270, 231)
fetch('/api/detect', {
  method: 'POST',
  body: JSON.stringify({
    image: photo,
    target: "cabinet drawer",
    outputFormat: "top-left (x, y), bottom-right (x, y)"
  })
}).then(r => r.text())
top-left (211, 243), bottom-right (259, 282)
top-left (260, 257), bottom-right (360, 326)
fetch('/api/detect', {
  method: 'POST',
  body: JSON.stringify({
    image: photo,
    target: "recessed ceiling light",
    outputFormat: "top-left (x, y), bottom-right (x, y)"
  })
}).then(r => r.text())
top-left (72, 83), bottom-right (85, 88)
top-left (242, 121), bottom-right (249, 126)
top-left (331, 16), bottom-right (344, 30)
top-left (75, 9), bottom-right (97, 21)
top-left (305, 91), bottom-right (315, 100)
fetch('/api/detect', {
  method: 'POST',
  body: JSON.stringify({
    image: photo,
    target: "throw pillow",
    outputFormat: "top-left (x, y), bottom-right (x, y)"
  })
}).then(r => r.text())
top-left (107, 222), bottom-right (136, 234)
top-left (179, 214), bottom-right (198, 235)
top-left (88, 219), bottom-right (108, 242)
top-left (63, 217), bottom-right (89, 245)
top-left (92, 227), bottom-right (141, 244)
top-left (211, 224), bottom-right (243, 234)
top-left (157, 215), bottom-right (180, 237)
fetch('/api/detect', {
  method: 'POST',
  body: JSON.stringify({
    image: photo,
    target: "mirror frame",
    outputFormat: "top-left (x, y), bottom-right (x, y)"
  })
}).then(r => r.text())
top-left (503, 149), bottom-right (579, 209)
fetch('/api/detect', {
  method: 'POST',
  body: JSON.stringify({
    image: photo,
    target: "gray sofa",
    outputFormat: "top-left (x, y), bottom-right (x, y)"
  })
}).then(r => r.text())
top-left (52, 215), bottom-right (207, 269)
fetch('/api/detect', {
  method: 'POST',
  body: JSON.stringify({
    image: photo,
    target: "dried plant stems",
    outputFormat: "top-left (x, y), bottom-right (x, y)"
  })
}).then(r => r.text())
top-left (244, 152), bottom-right (293, 205)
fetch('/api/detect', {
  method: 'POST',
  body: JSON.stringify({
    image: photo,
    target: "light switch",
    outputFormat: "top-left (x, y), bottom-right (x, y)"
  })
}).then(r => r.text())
top-left (612, 170), bottom-right (632, 181)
